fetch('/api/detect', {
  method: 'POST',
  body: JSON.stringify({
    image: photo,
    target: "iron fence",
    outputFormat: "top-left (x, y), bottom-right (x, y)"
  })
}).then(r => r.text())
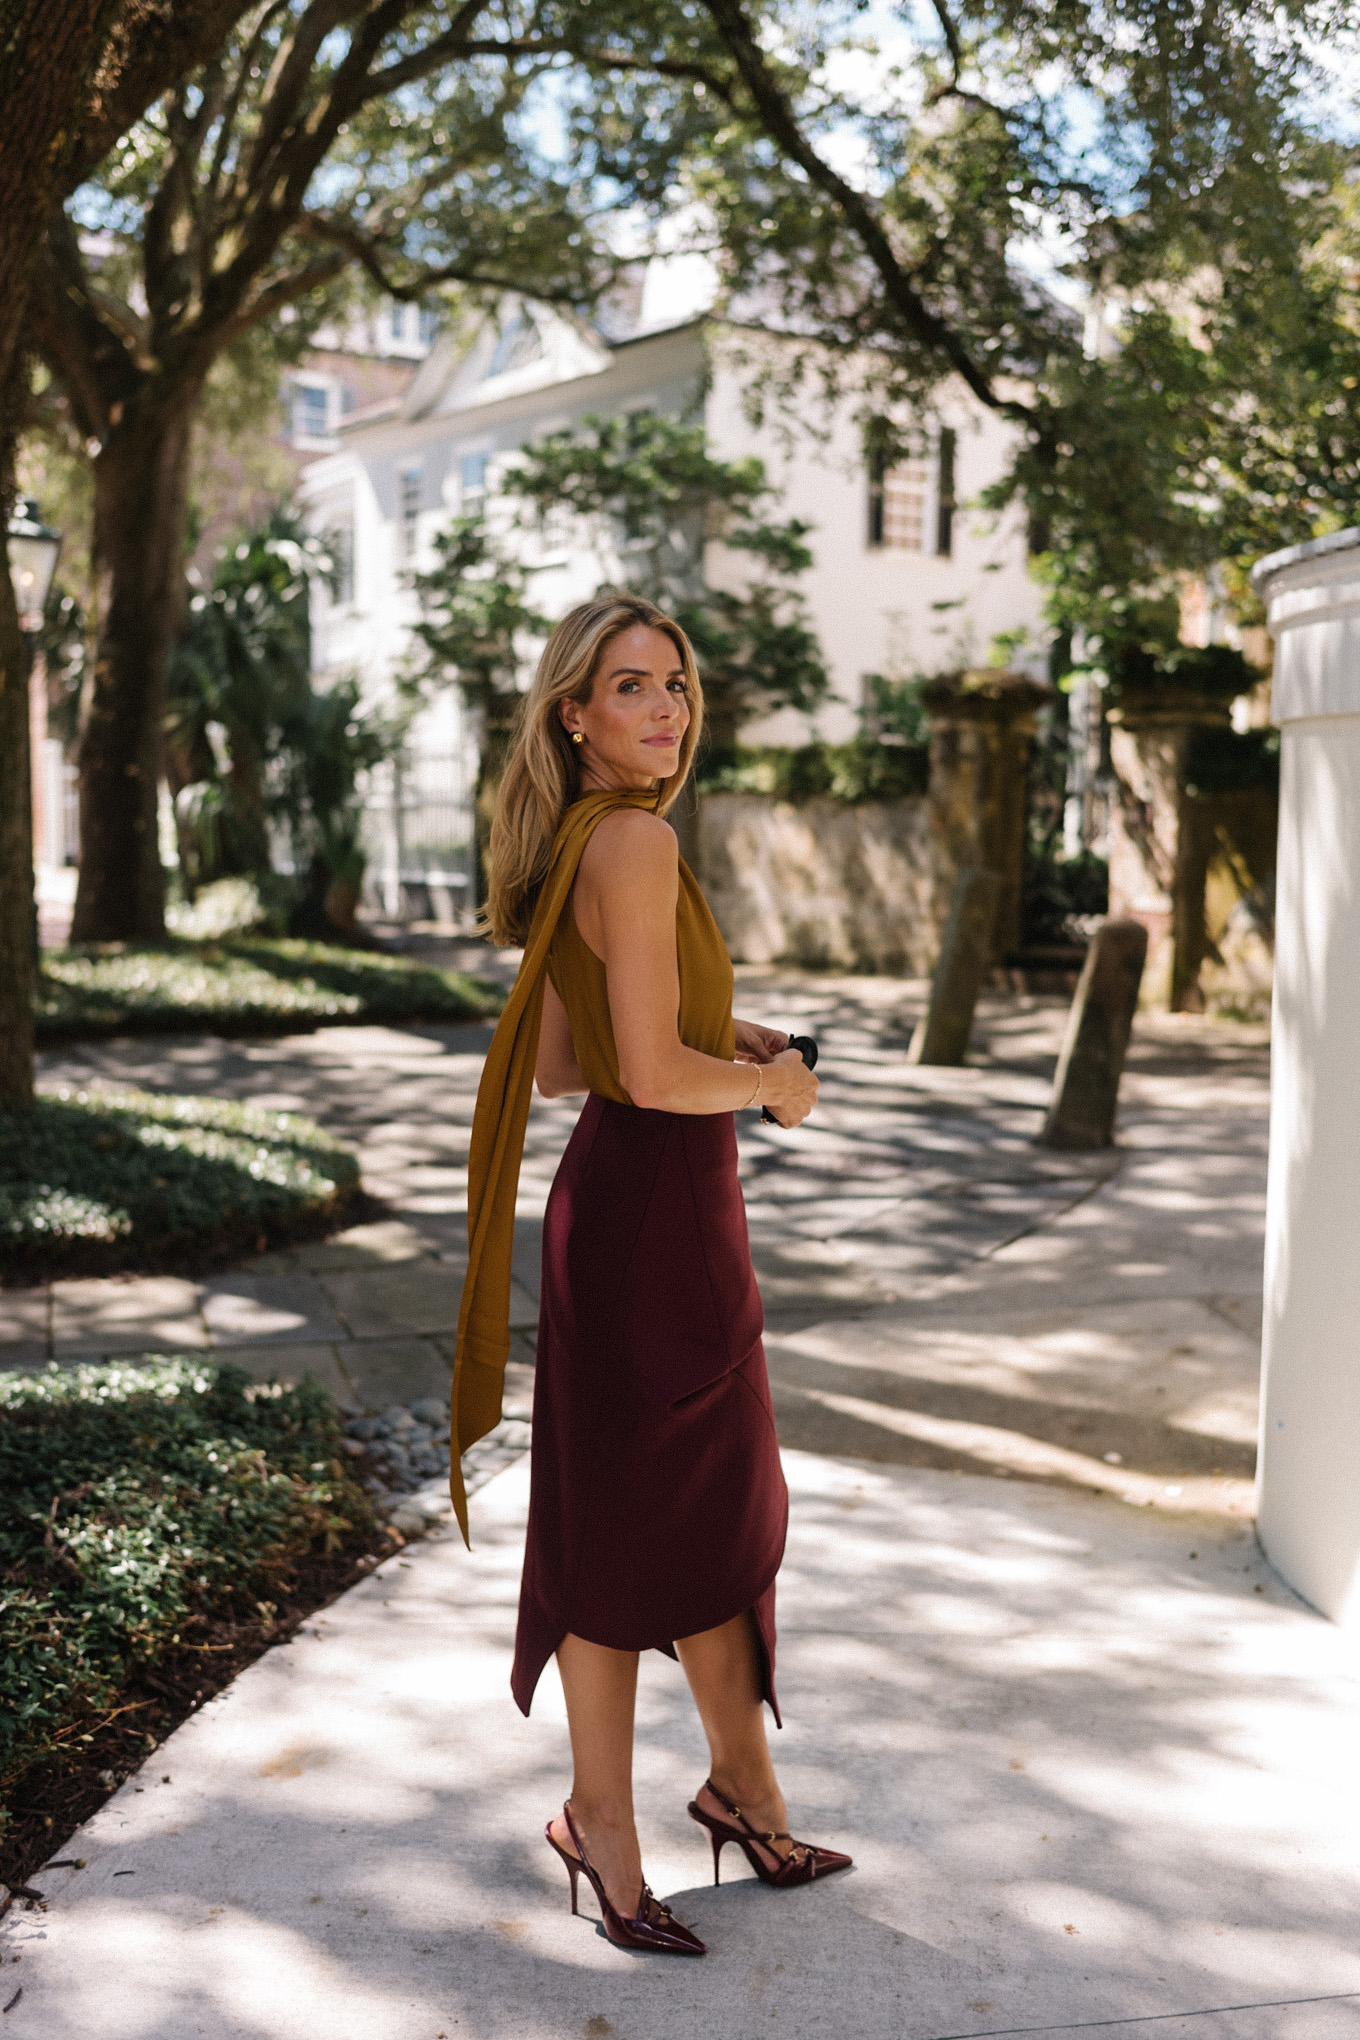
top-left (362, 747), bottom-right (477, 923)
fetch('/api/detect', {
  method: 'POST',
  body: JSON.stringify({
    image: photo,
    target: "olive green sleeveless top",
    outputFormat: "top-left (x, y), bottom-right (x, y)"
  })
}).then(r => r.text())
top-left (547, 855), bottom-right (736, 1100)
top-left (450, 787), bottom-right (736, 1542)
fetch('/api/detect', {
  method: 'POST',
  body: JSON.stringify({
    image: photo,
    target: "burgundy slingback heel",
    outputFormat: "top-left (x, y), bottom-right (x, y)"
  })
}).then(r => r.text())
top-left (545, 1802), bottom-right (705, 1955)
top-left (687, 1780), bottom-right (853, 1888)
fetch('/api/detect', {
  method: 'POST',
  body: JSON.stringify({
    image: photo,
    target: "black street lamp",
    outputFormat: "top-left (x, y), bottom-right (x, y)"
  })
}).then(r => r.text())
top-left (7, 498), bottom-right (63, 960)
top-left (8, 498), bottom-right (61, 632)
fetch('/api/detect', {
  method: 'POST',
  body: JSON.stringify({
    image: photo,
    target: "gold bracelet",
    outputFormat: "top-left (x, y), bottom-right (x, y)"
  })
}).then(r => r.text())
top-left (744, 1063), bottom-right (763, 1109)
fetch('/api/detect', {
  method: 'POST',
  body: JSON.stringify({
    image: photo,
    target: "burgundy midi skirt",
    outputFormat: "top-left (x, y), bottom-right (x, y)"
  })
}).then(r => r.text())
top-left (511, 1094), bottom-right (788, 1720)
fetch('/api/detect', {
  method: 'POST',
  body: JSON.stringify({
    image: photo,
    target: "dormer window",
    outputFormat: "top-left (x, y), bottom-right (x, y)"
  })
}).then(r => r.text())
top-left (486, 310), bottom-right (543, 379)
top-left (292, 382), bottom-right (331, 443)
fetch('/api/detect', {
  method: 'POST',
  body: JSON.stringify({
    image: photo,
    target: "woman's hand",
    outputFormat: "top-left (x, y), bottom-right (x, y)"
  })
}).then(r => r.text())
top-left (755, 1045), bottom-right (819, 1128)
top-left (733, 1018), bottom-right (790, 1064)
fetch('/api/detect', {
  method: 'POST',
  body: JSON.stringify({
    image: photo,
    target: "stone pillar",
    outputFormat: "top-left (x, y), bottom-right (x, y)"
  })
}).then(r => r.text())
top-left (1252, 529), bottom-right (1360, 1625)
top-left (923, 669), bottom-right (1051, 962)
top-left (907, 867), bottom-right (1001, 1065)
top-left (1036, 919), bottom-right (1147, 1149)
top-left (1105, 691), bottom-right (1231, 1010)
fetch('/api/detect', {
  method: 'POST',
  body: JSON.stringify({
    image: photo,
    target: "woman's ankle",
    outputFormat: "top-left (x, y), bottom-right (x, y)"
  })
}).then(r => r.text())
top-left (567, 1791), bottom-right (636, 1834)
top-left (705, 1768), bottom-right (781, 1814)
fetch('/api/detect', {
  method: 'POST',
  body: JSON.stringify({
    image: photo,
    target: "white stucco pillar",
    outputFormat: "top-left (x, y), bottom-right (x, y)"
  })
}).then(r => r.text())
top-left (1253, 529), bottom-right (1360, 1621)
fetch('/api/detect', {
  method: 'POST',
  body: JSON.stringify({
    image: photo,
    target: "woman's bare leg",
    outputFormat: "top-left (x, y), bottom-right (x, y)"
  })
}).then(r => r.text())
top-left (550, 1633), bottom-right (645, 1917)
top-left (675, 1612), bottom-right (794, 1869)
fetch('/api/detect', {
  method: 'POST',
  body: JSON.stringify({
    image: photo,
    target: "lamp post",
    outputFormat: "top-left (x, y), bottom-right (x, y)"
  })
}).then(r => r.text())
top-left (7, 497), bottom-right (61, 958)
top-left (9, 498), bottom-right (61, 634)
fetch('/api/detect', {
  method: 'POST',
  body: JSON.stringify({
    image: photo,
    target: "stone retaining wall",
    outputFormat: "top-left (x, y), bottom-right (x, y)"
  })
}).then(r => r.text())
top-left (697, 792), bottom-right (935, 973)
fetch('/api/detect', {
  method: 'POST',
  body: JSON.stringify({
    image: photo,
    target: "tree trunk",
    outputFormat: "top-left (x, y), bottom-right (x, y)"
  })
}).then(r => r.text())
top-left (472, 686), bottom-right (524, 895)
top-left (0, 0), bottom-right (257, 1091)
top-left (71, 398), bottom-right (197, 943)
top-left (0, 0), bottom-right (129, 1103)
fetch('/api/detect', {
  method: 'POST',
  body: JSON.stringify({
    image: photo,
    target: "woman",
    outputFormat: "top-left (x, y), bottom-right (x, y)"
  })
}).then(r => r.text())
top-left (451, 594), bottom-right (851, 1959)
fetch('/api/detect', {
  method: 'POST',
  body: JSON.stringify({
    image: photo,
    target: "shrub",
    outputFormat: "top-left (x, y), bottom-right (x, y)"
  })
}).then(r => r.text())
top-left (1021, 849), bottom-right (1110, 948)
top-left (1108, 640), bottom-right (1257, 706)
top-left (697, 739), bottom-right (928, 804)
top-left (1184, 725), bottom-right (1280, 795)
top-left (0, 1357), bottom-right (376, 1797)
top-left (0, 1090), bottom-right (359, 1279)
top-left (36, 937), bottom-right (501, 1044)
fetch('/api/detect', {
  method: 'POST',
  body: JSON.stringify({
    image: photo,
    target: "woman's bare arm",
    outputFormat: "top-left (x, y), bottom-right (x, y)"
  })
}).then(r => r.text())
top-left (574, 810), bottom-right (817, 1125)
top-left (535, 975), bottom-right (587, 1098)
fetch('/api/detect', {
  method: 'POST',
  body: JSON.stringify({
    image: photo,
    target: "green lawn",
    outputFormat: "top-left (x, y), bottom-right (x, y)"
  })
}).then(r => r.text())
top-left (36, 937), bottom-right (502, 1044)
top-left (0, 1088), bottom-right (360, 1279)
top-left (0, 1357), bottom-right (377, 1801)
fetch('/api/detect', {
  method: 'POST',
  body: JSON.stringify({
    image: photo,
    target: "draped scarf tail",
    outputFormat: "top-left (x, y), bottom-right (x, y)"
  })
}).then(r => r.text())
top-left (448, 789), bottom-right (660, 1543)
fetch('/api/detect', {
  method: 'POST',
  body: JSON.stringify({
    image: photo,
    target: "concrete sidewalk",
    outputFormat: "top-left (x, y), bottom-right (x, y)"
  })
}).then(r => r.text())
top-left (5, 1451), bottom-right (1359, 2040)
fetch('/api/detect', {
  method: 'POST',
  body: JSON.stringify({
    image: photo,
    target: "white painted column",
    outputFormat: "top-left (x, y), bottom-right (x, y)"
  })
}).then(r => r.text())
top-left (1254, 529), bottom-right (1360, 1621)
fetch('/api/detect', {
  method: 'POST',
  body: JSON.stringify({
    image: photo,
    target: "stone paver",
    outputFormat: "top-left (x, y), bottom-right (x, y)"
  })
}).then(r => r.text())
top-left (201, 1272), bottom-right (347, 1346)
top-left (7, 1451), bottom-right (1359, 2040)
top-left (332, 1336), bottom-right (452, 1412)
top-left (318, 1263), bottom-right (465, 1339)
top-left (48, 1274), bottom-right (207, 1355)
top-left (209, 1341), bottom-right (359, 1407)
top-left (0, 1287), bottom-right (48, 1366)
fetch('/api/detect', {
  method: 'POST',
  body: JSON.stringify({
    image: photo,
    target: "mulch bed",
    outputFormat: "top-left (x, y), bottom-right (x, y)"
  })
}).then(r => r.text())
top-left (0, 1514), bottom-right (404, 1902)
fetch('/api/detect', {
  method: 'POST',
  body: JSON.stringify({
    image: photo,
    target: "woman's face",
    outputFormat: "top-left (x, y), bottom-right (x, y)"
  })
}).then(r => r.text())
top-left (560, 624), bottom-right (691, 791)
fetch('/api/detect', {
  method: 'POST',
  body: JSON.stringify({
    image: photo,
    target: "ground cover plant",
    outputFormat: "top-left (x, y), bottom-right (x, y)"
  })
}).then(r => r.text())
top-left (0, 1089), bottom-right (360, 1281)
top-left (35, 939), bottom-right (500, 1045)
top-left (0, 1356), bottom-right (390, 1891)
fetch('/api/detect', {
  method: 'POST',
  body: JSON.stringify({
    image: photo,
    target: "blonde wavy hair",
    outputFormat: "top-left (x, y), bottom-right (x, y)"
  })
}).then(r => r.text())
top-left (485, 594), bottom-right (703, 945)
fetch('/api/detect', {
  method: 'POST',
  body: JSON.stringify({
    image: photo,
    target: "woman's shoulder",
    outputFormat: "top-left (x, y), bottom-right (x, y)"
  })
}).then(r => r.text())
top-left (578, 804), bottom-right (677, 872)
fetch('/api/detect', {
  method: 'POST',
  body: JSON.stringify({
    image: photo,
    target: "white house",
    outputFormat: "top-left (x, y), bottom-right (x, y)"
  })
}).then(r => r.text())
top-left (299, 266), bottom-right (1050, 917)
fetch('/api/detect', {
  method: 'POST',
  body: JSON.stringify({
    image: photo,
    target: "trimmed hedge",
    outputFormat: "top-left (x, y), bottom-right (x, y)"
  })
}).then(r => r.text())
top-left (698, 739), bottom-right (929, 804)
top-left (0, 1357), bottom-right (376, 1798)
top-left (0, 1089), bottom-right (359, 1280)
top-left (36, 937), bottom-right (502, 1044)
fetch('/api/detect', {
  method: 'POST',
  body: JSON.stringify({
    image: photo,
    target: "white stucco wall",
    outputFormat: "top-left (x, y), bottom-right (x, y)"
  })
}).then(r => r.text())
top-left (1253, 529), bottom-right (1360, 1622)
top-left (704, 337), bottom-right (1049, 745)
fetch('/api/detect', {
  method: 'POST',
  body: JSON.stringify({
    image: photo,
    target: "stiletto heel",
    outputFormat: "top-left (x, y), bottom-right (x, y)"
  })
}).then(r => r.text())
top-left (544, 1803), bottom-right (705, 1956)
top-left (687, 1781), bottom-right (853, 1890)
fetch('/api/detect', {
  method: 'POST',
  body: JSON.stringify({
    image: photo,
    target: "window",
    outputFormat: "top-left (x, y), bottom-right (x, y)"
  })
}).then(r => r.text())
top-left (868, 450), bottom-right (927, 551)
top-left (324, 524), bottom-right (354, 605)
top-left (399, 466), bottom-right (423, 557)
top-left (935, 428), bottom-right (957, 558)
top-left (389, 301), bottom-right (409, 343)
top-left (418, 305), bottom-right (439, 348)
top-left (459, 453), bottom-right (488, 509)
top-left (292, 383), bottom-right (330, 442)
top-left (486, 310), bottom-right (543, 379)
top-left (867, 429), bottom-right (957, 555)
